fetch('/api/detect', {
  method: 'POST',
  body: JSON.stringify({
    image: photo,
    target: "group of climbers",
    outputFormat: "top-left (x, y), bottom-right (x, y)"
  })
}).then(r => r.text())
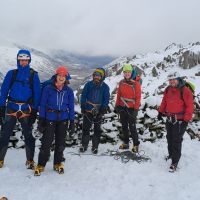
top-left (0, 49), bottom-right (194, 175)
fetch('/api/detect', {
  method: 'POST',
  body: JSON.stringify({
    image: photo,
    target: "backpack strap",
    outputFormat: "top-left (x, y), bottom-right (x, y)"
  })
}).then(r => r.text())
top-left (120, 80), bottom-right (135, 92)
top-left (27, 68), bottom-right (36, 104)
top-left (119, 80), bottom-right (136, 108)
top-left (166, 85), bottom-right (185, 101)
top-left (9, 69), bottom-right (18, 91)
top-left (29, 68), bottom-right (35, 90)
top-left (8, 68), bottom-right (36, 104)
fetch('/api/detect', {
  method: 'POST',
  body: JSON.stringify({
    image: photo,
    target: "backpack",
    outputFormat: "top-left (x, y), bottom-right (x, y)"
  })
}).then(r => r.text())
top-left (131, 69), bottom-right (142, 85)
top-left (184, 81), bottom-right (195, 98)
top-left (8, 68), bottom-right (36, 104)
top-left (166, 79), bottom-right (195, 100)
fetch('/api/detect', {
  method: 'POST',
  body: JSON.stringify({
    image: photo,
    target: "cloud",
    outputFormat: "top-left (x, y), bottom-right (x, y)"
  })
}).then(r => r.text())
top-left (0, 0), bottom-right (200, 56)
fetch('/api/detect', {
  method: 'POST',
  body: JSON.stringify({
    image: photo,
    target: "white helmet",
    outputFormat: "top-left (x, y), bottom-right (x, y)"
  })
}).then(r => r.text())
top-left (167, 71), bottom-right (180, 80)
top-left (17, 54), bottom-right (31, 60)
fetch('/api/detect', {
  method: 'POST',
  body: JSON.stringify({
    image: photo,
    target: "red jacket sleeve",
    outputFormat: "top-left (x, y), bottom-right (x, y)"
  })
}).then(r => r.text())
top-left (159, 89), bottom-right (167, 113)
top-left (115, 81), bottom-right (121, 107)
top-left (183, 87), bottom-right (194, 121)
top-left (134, 81), bottom-right (141, 110)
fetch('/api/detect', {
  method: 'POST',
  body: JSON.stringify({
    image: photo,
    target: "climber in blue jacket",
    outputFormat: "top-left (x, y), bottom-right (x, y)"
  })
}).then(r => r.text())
top-left (80, 67), bottom-right (110, 154)
top-left (34, 66), bottom-right (74, 176)
top-left (0, 49), bottom-right (41, 169)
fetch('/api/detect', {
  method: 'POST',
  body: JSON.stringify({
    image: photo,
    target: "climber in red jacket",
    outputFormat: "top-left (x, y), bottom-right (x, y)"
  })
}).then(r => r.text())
top-left (158, 71), bottom-right (194, 172)
top-left (115, 64), bottom-right (141, 153)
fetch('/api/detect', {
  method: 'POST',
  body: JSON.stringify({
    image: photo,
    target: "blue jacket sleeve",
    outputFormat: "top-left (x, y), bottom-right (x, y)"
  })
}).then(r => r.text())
top-left (39, 86), bottom-right (49, 118)
top-left (0, 70), bottom-right (13, 107)
top-left (68, 88), bottom-right (75, 120)
top-left (102, 83), bottom-right (110, 108)
top-left (80, 82), bottom-right (89, 109)
top-left (33, 72), bottom-right (41, 110)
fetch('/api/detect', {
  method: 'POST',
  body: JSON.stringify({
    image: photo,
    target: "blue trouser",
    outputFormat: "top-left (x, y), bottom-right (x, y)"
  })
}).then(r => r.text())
top-left (0, 114), bottom-right (35, 161)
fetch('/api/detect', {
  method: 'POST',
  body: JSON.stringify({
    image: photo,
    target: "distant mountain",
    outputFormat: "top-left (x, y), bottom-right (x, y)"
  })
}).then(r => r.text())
top-left (48, 50), bottom-right (115, 89)
top-left (0, 43), bottom-right (114, 89)
top-left (49, 49), bottom-right (115, 68)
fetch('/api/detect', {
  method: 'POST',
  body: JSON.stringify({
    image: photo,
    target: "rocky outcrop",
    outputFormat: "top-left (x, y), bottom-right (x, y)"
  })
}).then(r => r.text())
top-left (179, 50), bottom-right (200, 69)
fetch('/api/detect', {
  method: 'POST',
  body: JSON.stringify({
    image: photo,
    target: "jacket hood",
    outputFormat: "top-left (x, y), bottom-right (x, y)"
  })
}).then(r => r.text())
top-left (17, 49), bottom-right (31, 68)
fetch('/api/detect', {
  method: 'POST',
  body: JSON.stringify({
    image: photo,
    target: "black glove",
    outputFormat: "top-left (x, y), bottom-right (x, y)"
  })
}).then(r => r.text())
top-left (68, 120), bottom-right (75, 135)
top-left (37, 118), bottom-right (46, 133)
top-left (157, 112), bottom-right (163, 121)
top-left (29, 109), bottom-right (38, 126)
top-left (114, 106), bottom-right (121, 114)
top-left (132, 109), bottom-right (138, 118)
top-left (91, 107), bottom-right (98, 117)
top-left (0, 106), bottom-right (6, 125)
top-left (81, 108), bottom-right (85, 114)
top-left (181, 121), bottom-right (188, 127)
top-left (98, 107), bottom-right (107, 115)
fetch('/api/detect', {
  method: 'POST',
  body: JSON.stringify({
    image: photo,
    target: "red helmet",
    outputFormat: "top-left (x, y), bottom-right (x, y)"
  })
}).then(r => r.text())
top-left (56, 66), bottom-right (68, 76)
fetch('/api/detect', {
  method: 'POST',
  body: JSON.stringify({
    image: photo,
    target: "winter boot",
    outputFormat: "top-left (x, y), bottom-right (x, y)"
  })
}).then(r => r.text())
top-left (169, 163), bottom-right (177, 173)
top-left (91, 147), bottom-right (98, 154)
top-left (132, 145), bottom-right (139, 153)
top-left (119, 143), bottom-right (129, 150)
top-left (54, 163), bottom-right (64, 174)
top-left (26, 160), bottom-right (35, 170)
top-left (79, 145), bottom-right (87, 153)
top-left (0, 160), bottom-right (4, 168)
top-left (34, 165), bottom-right (44, 176)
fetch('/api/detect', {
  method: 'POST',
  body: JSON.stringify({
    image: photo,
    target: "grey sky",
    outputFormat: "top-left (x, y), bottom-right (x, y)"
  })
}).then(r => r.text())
top-left (0, 0), bottom-right (199, 56)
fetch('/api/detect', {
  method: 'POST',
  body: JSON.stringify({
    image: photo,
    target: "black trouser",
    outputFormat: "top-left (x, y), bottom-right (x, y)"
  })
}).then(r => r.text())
top-left (119, 108), bottom-right (139, 146)
top-left (81, 113), bottom-right (102, 149)
top-left (37, 120), bottom-right (67, 166)
top-left (166, 120), bottom-right (188, 165)
top-left (0, 115), bottom-right (35, 161)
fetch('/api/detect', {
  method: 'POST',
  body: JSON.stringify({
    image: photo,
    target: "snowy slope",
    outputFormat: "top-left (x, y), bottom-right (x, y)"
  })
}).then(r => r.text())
top-left (0, 44), bottom-right (60, 82)
top-left (104, 43), bottom-right (200, 95)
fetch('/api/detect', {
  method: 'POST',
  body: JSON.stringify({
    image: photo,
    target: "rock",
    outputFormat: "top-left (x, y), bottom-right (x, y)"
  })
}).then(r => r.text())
top-left (152, 67), bottom-right (158, 77)
top-left (195, 71), bottom-right (200, 76)
top-left (179, 50), bottom-right (200, 68)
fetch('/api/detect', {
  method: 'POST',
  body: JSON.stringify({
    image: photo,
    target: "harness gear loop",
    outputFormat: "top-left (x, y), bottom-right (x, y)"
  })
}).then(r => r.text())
top-left (120, 97), bottom-right (135, 108)
top-left (85, 101), bottom-right (100, 114)
top-left (6, 102), bottom-right (32, 119)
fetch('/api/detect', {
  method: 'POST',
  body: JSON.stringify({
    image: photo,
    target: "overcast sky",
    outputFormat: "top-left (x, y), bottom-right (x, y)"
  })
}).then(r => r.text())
top-left (0, 0), bottom-right (200, 56)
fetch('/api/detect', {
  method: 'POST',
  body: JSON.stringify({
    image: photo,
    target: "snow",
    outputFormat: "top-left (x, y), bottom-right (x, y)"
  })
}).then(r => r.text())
top-left (146, 108), bottom-right (158, 118)
top-left (145, 97), bottom-right (161, 108)
top-left (1, 135), bottom-right (200, 200)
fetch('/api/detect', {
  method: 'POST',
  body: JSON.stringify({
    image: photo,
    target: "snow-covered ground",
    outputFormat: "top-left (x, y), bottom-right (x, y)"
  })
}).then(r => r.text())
top-left (0, 134), bottom-right (200, 200)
